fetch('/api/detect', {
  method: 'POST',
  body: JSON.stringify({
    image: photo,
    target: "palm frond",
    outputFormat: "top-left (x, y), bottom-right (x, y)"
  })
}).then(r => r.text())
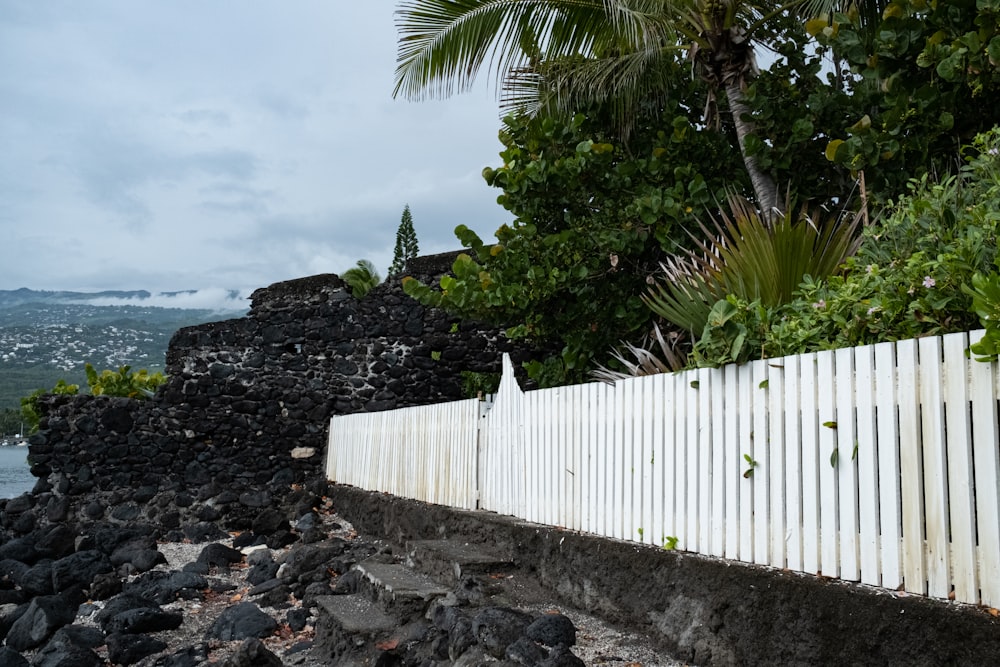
top-left (394, 0), bottom-right (679, 109)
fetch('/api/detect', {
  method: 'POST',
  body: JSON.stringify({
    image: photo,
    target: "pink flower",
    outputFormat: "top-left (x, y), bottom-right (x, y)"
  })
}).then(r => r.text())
top-left (922, 276), bottom-right (936, 288)
top-left (812, 299), bottom-right (826, 309)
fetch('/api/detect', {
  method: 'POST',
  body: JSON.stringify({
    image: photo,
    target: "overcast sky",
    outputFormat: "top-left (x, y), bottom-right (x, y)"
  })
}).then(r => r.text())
top-left (0, 2), bottom-right (510, 304)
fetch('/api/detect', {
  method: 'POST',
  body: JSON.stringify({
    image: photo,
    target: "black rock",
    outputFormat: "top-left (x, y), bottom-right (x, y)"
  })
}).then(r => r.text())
top-left (238, 491), bottom-right (271, 508)
top-left (51, 624), bottom-right (106, 649)
top-left (206, 602), bottom-right (278, 641)
top-left (124, 571), bottom-right (208, 604)
top-left (3, 495), bottom-right (33, 515)
top-left (525, 613), bottom-right (577, 647)
top-left (89, 571), bottom-right (124, 600)
top-left (109, 536), bottom-right (158, 566)
top-left (217, 637), bottom-right (283, 667)
top-left (0, 646), bottom-right (29, 667)
top-left (34, 524), bottom-right (77, 560)
top-left (19, 561), bottom-right (55, 597)
top-left (51, 550), bottom-right (114, 593)
top-left (0, 600), bottom-right (28, 641)
top-left (245, 559), bottom-right (279, 587)
top-left (539, 644), bottom-right (586, 666)
top-left (286, 607), bottom-right (310, 632)
top-left (332, 568), bottom-right (361, 594)
top-left (5, 594), bottom-right (77, 651)
top-left (94, 593), bottom-right (160, 630)
top-left (182, 522), bottom-right (228, 543)
top-left (449, 617), bottom-right (477, 660)
top-left (0, 538), bottom-right (37, 564)
top-left (29, 636), bottom-right (102, 667)
top-left (45, 496), bottom-right (71, 522)
top-left (197, 543), bottom-right (244, 569)
top-left (251, 508), bottom-right (289, 535)
top-left (276, 540), bottom-right (345, 582)
top-left (105, 607), bottom-right (183, 634)
top-left (264, 530), bottom-right (298, 550)
top-left (141, 644), bottom-right (210, 667)
top-left (106, 632), bottom-right (169, 665)
top-left (472, 607), bottom-right (534, 659)
top-left (506, 636), bottom-right (549, 665)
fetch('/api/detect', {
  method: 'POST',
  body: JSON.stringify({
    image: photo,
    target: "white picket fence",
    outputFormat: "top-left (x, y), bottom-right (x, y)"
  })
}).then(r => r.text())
top-left (326, 330), bottom-right (1000, 607)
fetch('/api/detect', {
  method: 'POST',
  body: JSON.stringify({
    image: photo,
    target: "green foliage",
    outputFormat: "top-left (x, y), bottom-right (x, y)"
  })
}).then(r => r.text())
top-left (818, 1), bottom-right (1000, 199)
top-left (0, 408), bottom-right (21, 436)
top-left (20, 380), bottom-right (79, 434)
top-left (643, 195), bottom-right (862, 356)
top-left (342, 259), bottom-right (383, 298)
top-left (389, 204), bottom-right (420, 277)
top-left (966, 273), bottom-right (1000, 361)
top-left (692, 296), bottom-right (771, 368)
top-left (460, 371), bottom-right (501, 398)
top-left (85, 364), bottom-right (165, 399)
top-left (766, 129), bottom-right (1000, 356)
top-left (405, 91), bottom-right (747, 386)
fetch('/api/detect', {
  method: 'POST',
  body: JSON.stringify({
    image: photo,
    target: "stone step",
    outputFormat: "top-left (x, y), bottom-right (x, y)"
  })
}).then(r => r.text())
top-left (354, 560), bottom-right (450, 619)
top-left (405, 539), bottom-right (515, 584)
top-left (312, 594), bottom-right (396, 663)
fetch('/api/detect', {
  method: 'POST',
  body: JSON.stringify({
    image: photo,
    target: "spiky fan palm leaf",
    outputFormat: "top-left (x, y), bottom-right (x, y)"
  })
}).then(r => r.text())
top-left (643, 194), bottom-right (863, 338)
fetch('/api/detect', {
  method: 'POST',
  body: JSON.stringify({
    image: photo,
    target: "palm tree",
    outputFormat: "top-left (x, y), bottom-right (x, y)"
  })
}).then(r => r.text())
top-left (394, 0), bottom-right (884, 213)
top-left (342, 259), bottom-right (383, 298)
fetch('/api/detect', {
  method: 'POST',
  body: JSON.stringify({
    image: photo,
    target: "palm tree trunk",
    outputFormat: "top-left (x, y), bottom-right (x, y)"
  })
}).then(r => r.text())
top-left (724, 79), bottom-right (781, 215)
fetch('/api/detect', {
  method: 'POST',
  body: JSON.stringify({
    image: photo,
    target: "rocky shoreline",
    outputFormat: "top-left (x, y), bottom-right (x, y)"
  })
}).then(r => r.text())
top-left (0, 478), bottom-right (679, 667)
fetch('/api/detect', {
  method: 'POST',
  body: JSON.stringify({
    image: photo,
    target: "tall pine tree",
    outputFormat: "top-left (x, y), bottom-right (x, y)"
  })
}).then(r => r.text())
top-left (389, 204), bottom-right (419, 276)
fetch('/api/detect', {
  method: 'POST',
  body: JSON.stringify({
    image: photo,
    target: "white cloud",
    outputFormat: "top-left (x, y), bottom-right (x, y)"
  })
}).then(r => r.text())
top-left (0, 2), bottom-right (510, 294)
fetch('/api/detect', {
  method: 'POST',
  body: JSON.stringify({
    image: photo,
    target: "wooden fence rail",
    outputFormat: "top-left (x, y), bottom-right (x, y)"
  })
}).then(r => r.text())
top-left (327, 330), bottom-right (1000, 607)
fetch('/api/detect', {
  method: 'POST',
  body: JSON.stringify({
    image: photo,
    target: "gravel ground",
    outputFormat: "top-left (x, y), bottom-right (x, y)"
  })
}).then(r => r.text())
top-left (66, 502), bottom-right (688, 666)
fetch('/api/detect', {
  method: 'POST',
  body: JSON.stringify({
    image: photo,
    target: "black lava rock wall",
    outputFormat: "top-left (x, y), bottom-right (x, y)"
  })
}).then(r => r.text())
top-left (22, 252), bottom-right (526, 534)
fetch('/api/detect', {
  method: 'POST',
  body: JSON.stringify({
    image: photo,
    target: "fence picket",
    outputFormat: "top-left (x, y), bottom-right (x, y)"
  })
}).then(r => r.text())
top-left (873, 342), bottom-right (902, 589)
top-left (711, 368), bottom-right (727, 557)
top-left (836, 348), bottom-right (860, 581)
top-left (854, 344), bottom-right (880, 586)
top-left (897, 339), bottom-right (925, 595)
top-left (724, 363), bottom-right (740, 560)
top-left (752, 360), bottom-right (769, 565)
top-left (918, 336), bottom-right (950, 598)
top-left (942, 332), bottom-right (977, 602)
top-left (767, 360), bottom-right (786, 568)
top-left (738, 362), bottom-right (755, 562)
top-left (800, 353), bottom-right (820, 575)
top-left (782, 354), bottom-right (803, 573)
top-left (969, 330), bottom-right (1000, 607)
top-left (698, 368), bottom-right (713, 554)
top-left (816, 350), bottom-right (839, 577)
top-left (685, 374), bottom-right (700, 551)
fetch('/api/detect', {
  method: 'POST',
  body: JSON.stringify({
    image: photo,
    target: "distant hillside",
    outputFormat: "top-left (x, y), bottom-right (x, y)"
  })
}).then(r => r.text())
top-left (0, 288), bottom-right (247, 411)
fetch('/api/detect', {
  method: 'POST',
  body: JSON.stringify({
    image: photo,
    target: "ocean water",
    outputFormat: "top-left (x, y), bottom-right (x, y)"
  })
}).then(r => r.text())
top-left (0, 446), bottom-right (34, 499)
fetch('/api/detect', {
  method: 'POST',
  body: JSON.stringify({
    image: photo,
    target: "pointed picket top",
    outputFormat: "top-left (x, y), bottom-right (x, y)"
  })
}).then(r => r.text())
top-left (496, 353), bottom-right (524, 400)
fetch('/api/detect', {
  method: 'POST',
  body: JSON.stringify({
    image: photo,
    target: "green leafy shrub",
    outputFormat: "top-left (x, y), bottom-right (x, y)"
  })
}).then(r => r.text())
top-left (85, 364), bottom-right (166, 399)
top-left (460, 371), bottom-right (501, 398)
top-left (641, 194), bottom-right (862, 367)
top-left (766, 129), bottom-right (1000, 356)
top-left (965, 273), bottom-right (1000, 361)
top-left (405, 96), bottom-right (746, 387)
top-left (20, 380), bottom-right (79, 434)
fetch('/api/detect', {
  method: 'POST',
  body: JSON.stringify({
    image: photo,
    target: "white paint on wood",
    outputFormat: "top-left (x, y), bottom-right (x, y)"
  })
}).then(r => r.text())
top-left (326, 332), bottom-right (1000, 606)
